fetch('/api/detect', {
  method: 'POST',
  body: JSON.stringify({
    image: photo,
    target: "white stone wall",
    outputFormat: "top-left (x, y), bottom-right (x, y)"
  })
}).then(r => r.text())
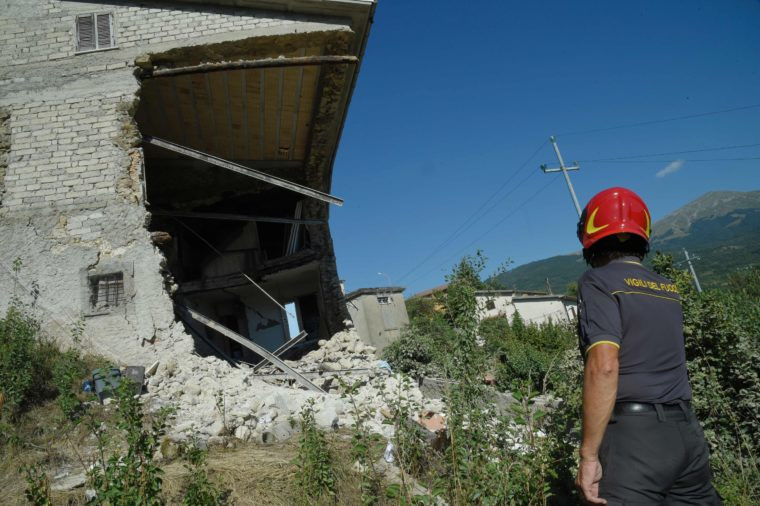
top-left (0, 0), bottom-right (300, 67)
top-left (2, 92), bottom-right (131, 210)
top-left (476, 295), bottom-right (577, 325)
top-left (0, 0), bottom-right (348, 364)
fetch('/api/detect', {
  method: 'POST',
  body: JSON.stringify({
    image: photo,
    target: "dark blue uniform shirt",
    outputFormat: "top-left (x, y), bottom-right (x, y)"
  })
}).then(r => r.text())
top-left (577, 257), bottom-right (692, 403)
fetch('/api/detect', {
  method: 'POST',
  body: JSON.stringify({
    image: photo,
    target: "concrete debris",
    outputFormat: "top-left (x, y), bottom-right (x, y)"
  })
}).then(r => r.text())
top-left (142, 327), bottom-right (445, 444)
top-left (51, 471), bottom-right (86, 492)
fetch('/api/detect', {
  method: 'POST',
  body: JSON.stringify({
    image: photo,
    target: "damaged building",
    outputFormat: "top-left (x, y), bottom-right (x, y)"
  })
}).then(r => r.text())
top-left (0, 0), bottom-right (375, 365)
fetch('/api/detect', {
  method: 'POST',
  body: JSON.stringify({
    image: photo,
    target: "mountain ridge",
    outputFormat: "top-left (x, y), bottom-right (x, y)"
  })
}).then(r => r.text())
top-left (493, 190), bottom-right (760, 292)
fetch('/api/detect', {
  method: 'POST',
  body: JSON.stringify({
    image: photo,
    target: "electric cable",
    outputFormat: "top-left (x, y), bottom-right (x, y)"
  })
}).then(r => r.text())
top-left (580, 141), bottom-right (760, 162)
top-left (396, 139), bottom-right (548, 283)
top-left (557, 103), bottom-right (760, 137)
top-left (406, 175), bottom-right (561, 287)
top-left (583, 157), bottom-right (760, 163)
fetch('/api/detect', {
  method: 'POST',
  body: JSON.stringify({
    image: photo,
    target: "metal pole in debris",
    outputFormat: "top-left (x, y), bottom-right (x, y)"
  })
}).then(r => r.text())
top-left (540, 136), bottom-right (582, 217)
top-left (181, 306), bottom-right (324, 393)
top-left (252, 330), bottom-right (308, 372)
top-left (683, 249), bottom-right (703, 293)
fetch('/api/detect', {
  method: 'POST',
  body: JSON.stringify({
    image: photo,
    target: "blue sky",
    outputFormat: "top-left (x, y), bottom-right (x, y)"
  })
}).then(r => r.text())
top-left (330, 0), bottom-right (760, 296)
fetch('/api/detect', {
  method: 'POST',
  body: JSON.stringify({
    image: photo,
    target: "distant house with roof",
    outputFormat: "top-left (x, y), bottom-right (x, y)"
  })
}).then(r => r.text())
top-left (345, 286), bottom-right (409, 353)
top-left (409, 285), bottom-right (577, 325)
top-left (475, 290), bottom-right (577, 324)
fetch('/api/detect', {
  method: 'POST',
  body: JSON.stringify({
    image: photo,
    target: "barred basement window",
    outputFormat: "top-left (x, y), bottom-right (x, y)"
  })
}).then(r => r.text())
top-left (485, 300), bottom-right (496, 310)
top-left (76, 13), bottom-right (114, 52)
top-left (89, 272), bottom-right (125, 310)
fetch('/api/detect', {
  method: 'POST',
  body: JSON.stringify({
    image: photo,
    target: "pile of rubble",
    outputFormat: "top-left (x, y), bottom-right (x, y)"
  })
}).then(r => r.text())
top-left (141, 326), bottom-right (446, 445)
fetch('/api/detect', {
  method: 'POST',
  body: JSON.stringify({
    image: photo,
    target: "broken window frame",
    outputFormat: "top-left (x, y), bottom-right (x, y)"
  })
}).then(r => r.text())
top-left (376, 295), bottom-right (391, 305)
top-left (75, 12), bottom-right (117, 54)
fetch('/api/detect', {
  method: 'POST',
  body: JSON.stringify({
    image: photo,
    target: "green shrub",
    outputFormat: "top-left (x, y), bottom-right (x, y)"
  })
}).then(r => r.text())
top-left (182, 442), bottom-right (226, 506)
top-left (88, 380), bottom-right (172, 505)
top-left (52, 348), bottom-right (85, 420)
top-left (653, 252), bottom-right (760, 502)
top-left (382, 324), bottom-right (444, 379)
top-left (22, 464), bottom-right (52, 506)
top-left (0, 304), bottom-right (44, 420)
top-left (295, 398), bottom-right (336, 504)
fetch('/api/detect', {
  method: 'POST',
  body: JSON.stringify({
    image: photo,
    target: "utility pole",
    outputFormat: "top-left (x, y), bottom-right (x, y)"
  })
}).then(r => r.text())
top-left (540, 136), bottom-right (582, 217)
top-left (545, 277), bottom-right (553, 295)
top-left (683, 249), bottom-right (703, 293)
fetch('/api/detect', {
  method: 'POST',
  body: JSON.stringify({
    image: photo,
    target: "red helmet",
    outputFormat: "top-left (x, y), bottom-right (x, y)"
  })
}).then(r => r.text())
top-left (577, 187), bottom-right (651, 249)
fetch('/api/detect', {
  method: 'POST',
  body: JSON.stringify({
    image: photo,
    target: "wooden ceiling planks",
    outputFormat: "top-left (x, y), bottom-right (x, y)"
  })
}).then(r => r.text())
top-left (295, 65), bottom-right (319, 161)
top-left (138, 49), bottom-right (326, 165)
top-left (261, 67), bottom-right (280, 161)
top-left (243, 68), bottom-right (262, 161)
top-left (279, 66), bottom-right (300, 161)
top-left (227, 70), bottom-right (247, 161)
top-left (189, 72), bottom-right (214, 155)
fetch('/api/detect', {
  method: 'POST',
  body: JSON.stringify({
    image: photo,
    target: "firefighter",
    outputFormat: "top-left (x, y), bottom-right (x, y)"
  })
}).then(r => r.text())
top-left (574, 187), bottom-right (721, 505)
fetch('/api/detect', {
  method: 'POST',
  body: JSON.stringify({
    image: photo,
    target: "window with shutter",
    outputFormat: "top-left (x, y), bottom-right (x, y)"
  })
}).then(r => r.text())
top-left (76, 13), bottom-right (115, 52)
top-left (96, 14), bottom-right (113, 49)
top-left (76, 15), bottom-right (95, 52)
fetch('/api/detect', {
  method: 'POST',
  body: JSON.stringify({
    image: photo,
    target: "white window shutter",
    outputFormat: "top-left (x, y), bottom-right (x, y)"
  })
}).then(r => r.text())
top-left (77, 15), bottom-right (95, 51)
top-left (96, 14), bottom-right (112, 49)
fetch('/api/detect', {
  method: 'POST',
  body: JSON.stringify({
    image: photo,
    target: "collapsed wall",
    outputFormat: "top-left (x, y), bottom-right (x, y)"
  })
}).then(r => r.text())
top-left (0, 0), bottom-right (369, 365)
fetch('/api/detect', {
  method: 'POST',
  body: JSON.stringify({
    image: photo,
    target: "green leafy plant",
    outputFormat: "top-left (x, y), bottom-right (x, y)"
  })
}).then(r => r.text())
top-left (294, 398), bottom-right (336, 504)
top-left (87, 380), bottom-right (172, 505)
top-left (340, 378), bottom-right (383, 505)
top-left (181, 440), bottom-right (226, 505)
top-left (0, 303), bottom-right (43, 420)
top-left (22, 464), bottom-right (52, 506)
top-left (52, 348), bottom-right (84, 420)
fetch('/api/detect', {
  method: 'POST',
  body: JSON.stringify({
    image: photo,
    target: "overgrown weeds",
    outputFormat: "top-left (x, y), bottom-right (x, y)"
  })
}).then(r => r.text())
top-left (295, 398), bottom-right (337, 504)
top-left (87, 380), bottom-right (172, 505)
top-left (181, 439), bottom-right (227, 505)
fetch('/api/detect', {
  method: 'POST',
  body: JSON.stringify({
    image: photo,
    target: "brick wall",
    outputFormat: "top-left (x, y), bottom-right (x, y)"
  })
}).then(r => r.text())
top-left (2, 91), bottom-right (135, 211)
top-left (0, 0), bottom-right (298, 67)
top-left (0, 108), bottom-right (9, 205)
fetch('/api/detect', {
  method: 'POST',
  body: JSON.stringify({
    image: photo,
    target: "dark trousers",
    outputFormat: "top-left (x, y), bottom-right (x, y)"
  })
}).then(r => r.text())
top-left (599, 402), bottom-right (722, 505)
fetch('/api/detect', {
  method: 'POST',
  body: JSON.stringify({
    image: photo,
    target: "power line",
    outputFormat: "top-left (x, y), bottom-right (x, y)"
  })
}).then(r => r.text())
top-left (557, 103), bottom-right (760, 137)
top-left (406, 176), bottom-right (560, 287)
top-left (583, 157), bottom-right (760, 163)
top-left (396, 139), bottom-right (548, 283)
top-left (580, 141), bottom-right (760, 162)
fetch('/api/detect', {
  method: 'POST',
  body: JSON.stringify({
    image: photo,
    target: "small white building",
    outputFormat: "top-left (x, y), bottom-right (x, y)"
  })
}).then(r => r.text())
top-left (345, 287), bottom-right (408, 354)
top-left (476, 290), bottom-right (577, 325)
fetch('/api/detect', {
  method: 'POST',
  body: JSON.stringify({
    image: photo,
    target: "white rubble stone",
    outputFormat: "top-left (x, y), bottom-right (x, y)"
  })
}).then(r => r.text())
top-left (234, 425), bottom-right (252, 442)
top-left (147, 327), bottom-right (445, 444)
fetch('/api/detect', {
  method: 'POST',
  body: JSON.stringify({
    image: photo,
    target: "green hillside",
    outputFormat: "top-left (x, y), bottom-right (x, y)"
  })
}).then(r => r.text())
top-left (493, 191), bottom-right (760, 292)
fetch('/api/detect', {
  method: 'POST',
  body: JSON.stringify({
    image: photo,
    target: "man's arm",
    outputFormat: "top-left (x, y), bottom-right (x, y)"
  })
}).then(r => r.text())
top-left (576, 343), bottom-right (619, 504)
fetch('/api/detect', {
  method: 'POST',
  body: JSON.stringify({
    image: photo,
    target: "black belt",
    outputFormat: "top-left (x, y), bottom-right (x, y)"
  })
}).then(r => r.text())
top-left (614, 401), bottom-right (690, 416)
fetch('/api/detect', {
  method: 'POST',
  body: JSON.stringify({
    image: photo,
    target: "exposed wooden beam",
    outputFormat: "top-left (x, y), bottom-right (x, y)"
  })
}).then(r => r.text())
top-left (150, 209), bottom-right (325, 225)
top-left (143, 136), bottom-right (344, 206)
top-left (181, 306), bottom-right (324, 393)
top-left (146, 55), bottom-right (358, 79)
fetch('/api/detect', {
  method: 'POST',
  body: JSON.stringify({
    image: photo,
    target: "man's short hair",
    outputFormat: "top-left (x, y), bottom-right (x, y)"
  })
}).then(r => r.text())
top-left (582, 233), bottom-right (649, 267)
